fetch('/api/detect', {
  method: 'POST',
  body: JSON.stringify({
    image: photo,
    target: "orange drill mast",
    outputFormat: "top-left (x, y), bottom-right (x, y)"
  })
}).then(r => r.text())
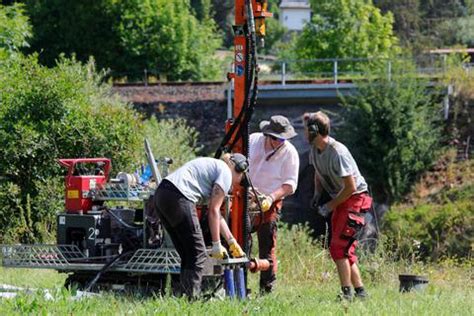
top-left (215, 1), bottom-right (271, 253)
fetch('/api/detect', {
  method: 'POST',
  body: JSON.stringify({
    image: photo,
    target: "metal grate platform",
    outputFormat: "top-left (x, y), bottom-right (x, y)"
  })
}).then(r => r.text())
top-left (1, 244), bottom-right (248, 275)
top-left (122, 248), bottom-right (181, 273)
top-left (0, 244), bottom-right (85, 268)
top-left (0, 244), bottom-right (181, 274)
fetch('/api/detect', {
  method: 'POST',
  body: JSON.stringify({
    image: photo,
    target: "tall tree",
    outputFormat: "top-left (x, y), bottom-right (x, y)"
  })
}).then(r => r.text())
top-left (23, 0), bottom-right (221, 81)
top-left (0, 3), bottom-right (31, 54)
top-left (293, 0), bottom-right (399, 72)
top-left (113, 0), bottom-right (222, 80)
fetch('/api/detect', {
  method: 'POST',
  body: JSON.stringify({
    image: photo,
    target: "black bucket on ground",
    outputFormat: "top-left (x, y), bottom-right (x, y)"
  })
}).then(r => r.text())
top-left (399, 274), bottom-right (429, 292)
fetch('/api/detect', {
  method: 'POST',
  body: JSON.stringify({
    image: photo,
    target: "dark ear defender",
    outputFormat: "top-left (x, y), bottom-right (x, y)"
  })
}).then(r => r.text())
top-left (229, 153), bottom-right (249, 173)
top-left (306, 119), bottom-right (319, 138)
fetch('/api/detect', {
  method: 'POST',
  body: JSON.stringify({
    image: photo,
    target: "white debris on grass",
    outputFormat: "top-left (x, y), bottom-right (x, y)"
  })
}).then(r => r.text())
top-left (0, 284), bottom-right (99, 300)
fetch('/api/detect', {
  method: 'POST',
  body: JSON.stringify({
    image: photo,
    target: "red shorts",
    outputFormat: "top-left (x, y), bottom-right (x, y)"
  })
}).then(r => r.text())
top-left (330, 193), bottom-right (372, 265)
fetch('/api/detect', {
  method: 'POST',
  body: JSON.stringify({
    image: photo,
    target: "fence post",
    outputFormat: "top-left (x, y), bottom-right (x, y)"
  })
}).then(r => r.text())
top-left (144, 69), bottom-right (148, 86)
top-left (281, 62), bottom-right (286, 85)
top-left (333, 60), bottom-right (338, 84)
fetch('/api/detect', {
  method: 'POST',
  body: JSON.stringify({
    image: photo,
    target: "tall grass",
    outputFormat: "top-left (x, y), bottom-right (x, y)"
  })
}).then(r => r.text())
top-left (0, 224), bottom-right (472, 315)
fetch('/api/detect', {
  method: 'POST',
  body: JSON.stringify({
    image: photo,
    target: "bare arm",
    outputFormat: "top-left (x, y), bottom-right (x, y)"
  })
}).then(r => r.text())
top-left (208, 184), bottom-right (226, 243)
top-left (327, 176), bottom-right (356, 210)
top-left (269, 183), bottom-right (294, 201)
top-left (220, 217), bottom-right (233, 242)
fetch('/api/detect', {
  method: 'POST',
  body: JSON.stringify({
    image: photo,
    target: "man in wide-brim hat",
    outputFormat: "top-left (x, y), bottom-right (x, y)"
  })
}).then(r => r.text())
top-left (248, 115), bottom-right (300, 294)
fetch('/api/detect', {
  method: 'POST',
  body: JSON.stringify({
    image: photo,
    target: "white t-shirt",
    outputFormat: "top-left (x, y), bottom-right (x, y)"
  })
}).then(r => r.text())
top-left (248, 133), bottom-right (300, 195)
top-left (165, 157), bottom-right (232, 203)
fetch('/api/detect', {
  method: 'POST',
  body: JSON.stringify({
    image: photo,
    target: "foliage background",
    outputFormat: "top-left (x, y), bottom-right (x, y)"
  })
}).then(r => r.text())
top-left (288, 0), bottom-right (399, 74)
top-left (21, 0), bottom-right (222, 81)
top-left (339, 59), bottom-right (441, 202)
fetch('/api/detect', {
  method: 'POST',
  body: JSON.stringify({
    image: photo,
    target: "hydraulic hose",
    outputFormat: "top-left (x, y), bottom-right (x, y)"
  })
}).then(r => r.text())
top-left (83, 250), bottom-right (134, 292)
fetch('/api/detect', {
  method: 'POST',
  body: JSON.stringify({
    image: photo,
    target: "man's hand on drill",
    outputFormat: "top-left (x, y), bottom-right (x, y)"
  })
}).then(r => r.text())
top-left (210, 241), bottom-right (228, 259)
top-left (258, 194), bottom-right (274, 212)
top-left (227, 238), bottom-right (246, 258)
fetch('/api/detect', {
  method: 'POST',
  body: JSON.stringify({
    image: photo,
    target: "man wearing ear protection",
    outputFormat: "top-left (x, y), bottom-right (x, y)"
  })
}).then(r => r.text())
top-left (248, 115), bottom-right (300, 294)
top-left (152, 154), bottom-right (247, 299)
top-left (304, 111), bottom-right (372, 301)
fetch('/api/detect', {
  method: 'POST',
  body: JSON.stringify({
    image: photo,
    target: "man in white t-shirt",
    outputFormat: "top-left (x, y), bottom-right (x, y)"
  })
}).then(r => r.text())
top-left (153, 154), bottom-right (247, 299)
top-left (248, 115), bottom-right (300, 294)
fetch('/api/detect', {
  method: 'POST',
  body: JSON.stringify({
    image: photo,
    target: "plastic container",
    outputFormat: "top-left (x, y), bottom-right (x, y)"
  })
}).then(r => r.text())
top-left (399, 274), bottom-right (429, 292)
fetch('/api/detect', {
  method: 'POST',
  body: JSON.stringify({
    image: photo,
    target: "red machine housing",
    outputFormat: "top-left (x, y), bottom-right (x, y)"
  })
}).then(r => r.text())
top-left (59, 158), bottom-right (111, 214)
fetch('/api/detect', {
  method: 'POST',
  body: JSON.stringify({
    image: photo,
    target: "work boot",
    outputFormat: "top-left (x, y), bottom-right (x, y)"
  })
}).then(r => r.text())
top-left (259, 285), bottom-right (273, 296)
top-left (354, 287), bottom-right (368, 299)
top-left (337, 286), bottom-right (353, 302)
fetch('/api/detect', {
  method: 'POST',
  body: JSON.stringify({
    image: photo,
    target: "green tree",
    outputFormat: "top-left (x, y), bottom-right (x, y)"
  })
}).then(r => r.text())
top-left (340, 59), bottom-right (441, 202)
top-left (0, 3), bottom-right (31, 53)
top-left (113, 0), bottom-right (222, 81)
top-left (24, 0), bottom-right (119, 70)
top-left (293, 0), bottom-right (399, 73)
top-left (190, 0), bottom-right (212, 21)
top-left (23, 0), bottom-right (221, 81)
top-left (374, 0), bottom-right (474, 51)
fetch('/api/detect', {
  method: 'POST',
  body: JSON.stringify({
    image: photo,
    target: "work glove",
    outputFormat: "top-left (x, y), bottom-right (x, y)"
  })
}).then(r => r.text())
top-left (227, 237), bottom-right (246, 258)
top-left (258, 194), bottom-right (274, 212)
top-left (318, 203), bottom-right (332, 218)
top-left (210, 240), bottom-right (229, 260)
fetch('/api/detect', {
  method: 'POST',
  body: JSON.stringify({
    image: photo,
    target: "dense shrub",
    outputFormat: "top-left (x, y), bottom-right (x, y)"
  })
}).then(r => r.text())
top-left (383, 185), bottom-right (474, 261)
top-left (340, 59), bottom-right (442, 202)
top-left (143, 118), bottom-right (198, 171)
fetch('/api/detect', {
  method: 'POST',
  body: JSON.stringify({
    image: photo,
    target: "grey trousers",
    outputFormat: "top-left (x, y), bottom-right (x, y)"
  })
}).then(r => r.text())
top-left (154, 180), bottom-right (207, 298)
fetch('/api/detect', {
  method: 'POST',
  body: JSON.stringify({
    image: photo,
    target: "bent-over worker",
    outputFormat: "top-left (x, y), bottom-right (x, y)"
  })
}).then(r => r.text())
top-left (153, 154), bottom-right (247, 298)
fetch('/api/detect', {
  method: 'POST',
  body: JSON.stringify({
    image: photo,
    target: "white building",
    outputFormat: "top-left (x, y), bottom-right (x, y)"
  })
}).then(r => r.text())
top-left (279, 0), bottom-right (312, 31)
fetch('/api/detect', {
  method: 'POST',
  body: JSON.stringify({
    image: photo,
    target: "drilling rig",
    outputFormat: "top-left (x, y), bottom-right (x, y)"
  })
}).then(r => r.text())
top-left (0, 0), bottom-right (271, 298)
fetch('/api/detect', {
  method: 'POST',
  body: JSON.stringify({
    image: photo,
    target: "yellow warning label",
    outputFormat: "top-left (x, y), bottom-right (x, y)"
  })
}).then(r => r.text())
top-left (67, 190), bottom-right (79, 199)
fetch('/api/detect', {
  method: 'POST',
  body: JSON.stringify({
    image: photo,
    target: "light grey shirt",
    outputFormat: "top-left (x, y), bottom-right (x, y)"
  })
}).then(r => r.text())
top-left (309, 137), bottom-right (367, 198)
top-left (165, 157), bottom-right (232, 203)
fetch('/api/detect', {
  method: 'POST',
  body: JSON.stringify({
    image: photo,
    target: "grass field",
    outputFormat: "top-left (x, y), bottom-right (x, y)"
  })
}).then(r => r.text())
top-left (0, 224), bottom-right (472, 315)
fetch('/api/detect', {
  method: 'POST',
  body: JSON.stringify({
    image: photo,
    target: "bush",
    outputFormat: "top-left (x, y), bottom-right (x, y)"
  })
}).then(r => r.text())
top-left (142, 118), bottom-right (199, 171)
top-left (340, 59), bottom-right (442, 202)
top-left (383, 185), bottom-right (474, 261)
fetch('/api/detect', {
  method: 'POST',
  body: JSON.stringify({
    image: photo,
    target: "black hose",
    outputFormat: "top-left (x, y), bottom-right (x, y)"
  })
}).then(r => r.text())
top-left (106, 209), bottom-right (141, 230)
top-left (83, 250), bottom-right (134, 292)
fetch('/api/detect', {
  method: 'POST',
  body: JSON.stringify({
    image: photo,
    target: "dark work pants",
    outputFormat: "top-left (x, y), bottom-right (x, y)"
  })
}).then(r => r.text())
top-left (153, 180), bottom-right (207, 298)
top-left (257, 220), bottom-right (278, 292)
